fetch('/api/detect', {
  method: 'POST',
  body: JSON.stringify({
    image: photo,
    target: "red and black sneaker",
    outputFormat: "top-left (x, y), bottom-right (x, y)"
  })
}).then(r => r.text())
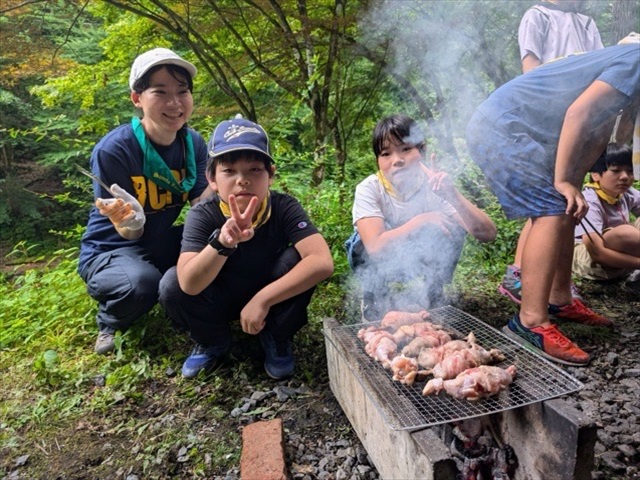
top-left (549, 299), bottom-right (613, 328)
top-left (502, 314), bottom-right (591, 367)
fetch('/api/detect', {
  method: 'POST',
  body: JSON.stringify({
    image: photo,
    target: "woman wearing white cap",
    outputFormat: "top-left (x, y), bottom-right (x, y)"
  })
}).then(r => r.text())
top-left (78, 48), bottom-right (211, 355)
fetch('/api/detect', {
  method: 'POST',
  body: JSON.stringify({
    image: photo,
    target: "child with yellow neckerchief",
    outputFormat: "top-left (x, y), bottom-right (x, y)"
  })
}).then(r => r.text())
top-left (573, 143), bottom-right (640, 289)
top-left (346, 114), bottom-right (496, 321)
top-left (159, 116), bottom-right (334, 379)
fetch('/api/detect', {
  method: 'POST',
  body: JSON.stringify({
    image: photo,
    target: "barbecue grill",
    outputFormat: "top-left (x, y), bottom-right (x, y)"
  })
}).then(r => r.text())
top-left (324, 305), bottom-right (584, 430)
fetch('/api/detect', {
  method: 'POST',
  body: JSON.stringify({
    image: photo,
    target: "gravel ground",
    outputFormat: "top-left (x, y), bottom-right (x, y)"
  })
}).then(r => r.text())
top-left (212, 280), bottom-right (639, 480)
top-left (2, 279), bottom-right (636, 480)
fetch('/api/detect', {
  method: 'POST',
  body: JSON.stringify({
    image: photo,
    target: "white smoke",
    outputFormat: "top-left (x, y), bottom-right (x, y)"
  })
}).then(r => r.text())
top-left (349, 0), bottom-right (528, 316)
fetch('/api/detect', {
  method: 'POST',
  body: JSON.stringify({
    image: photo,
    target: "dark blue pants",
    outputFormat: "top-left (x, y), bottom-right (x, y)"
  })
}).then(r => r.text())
top-left (158, 247), bottom-right (314, 347)
top-left (79, 226), bottom-right (183, 333)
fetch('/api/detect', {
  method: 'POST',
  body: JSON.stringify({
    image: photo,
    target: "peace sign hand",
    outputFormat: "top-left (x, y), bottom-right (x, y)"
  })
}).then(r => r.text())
top-left (219, 194), bottom-right (259, 247)
top-left (420, 154), bottom-right (455, 200)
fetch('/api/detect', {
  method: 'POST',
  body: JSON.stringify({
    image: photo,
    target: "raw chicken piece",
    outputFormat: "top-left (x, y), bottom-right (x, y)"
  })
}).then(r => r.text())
top-left (393, 321), bottom-right (448, 348)
top-left (372, 336), bottom-right (397, 367)
top-left (422, 365), bottom-right (517, 400)
top-left (357, 325), bottom-right (380, 342)
top-left (431, 344), bottom-right (506, 380)
top-left (401, 329), bottom-right (452, 356)
top-left (392, 324), bottom-right (419, 346)
top-left (390, 355), bottom-right (420, 385)
top-left (416, 335), bottom-right (475, 369)
top-left (364, 331), bottom-right (395, 357)
top-left (380, 310), bottom-right (430, 330)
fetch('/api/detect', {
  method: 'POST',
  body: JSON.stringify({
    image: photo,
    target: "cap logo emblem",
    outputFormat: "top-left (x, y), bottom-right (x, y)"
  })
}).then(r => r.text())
top-left (224, 125), bottom-right (261, 142)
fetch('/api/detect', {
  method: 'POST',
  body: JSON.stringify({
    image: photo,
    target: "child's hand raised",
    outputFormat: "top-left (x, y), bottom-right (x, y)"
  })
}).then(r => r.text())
top-left (421, 153), bottom-right (456, 200)
top-left (220, 194), bottom-right (259, 246)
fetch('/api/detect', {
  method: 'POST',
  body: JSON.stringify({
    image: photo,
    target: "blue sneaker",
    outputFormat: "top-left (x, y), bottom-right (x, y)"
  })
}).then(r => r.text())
top-left (498, 265), bottom-right (522, 304)
top-left (182, 343), bottom-right (227, 379)
top-left (259, 330), bottom-right (295, 380)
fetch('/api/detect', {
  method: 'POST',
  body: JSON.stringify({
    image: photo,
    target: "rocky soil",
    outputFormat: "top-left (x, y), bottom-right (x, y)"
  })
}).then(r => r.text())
top-left (185, 275), bottom-right (640, 480)
top-left (256, 279), bottom-right (639, 480)
top-left (2, 278), bottom-right (638, 480)
top-left (1, 163), bottom-right (638, 479)
top-left (286, 281), bottom-right (638, 480)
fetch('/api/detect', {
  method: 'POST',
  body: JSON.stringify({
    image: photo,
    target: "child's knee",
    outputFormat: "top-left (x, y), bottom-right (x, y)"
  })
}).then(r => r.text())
top-left (602, 224), bottom-right (640, 254)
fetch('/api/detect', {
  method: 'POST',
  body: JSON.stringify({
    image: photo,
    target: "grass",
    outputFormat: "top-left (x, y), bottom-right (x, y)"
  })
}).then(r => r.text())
top-left (0, 233), bottom-right (356, 478)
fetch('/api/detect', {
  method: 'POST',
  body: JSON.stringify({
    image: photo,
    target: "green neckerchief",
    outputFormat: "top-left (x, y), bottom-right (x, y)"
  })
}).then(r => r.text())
top-left (131, 117), bottom-right (196, 194)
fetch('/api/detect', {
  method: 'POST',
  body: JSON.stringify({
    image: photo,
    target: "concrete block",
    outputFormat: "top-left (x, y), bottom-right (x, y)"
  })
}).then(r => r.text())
top-left (324, 318), bottom-right (457, 480)
top-left (492, 398), bottom-right (597, 480)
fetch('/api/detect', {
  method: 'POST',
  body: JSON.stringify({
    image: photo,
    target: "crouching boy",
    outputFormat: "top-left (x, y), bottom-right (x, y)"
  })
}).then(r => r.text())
top-left (159, 117), bottom-right (334, 379)
top-left (573, 143), bottom-right (640, 288)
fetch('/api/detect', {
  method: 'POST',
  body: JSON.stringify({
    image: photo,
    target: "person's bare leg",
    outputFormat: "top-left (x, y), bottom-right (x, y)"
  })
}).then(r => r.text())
top-left (548, 218), bottom-right (575, 306)
top-left (513, 219), bottom-right (532, 267)
top-left (519, 215), bottom-right (573, 328)
top-left (602, 224), bottom-right (640, 257)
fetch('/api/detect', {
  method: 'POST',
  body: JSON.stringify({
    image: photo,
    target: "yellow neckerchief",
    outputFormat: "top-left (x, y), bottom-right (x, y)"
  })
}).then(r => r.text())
top-left (584, 181), bottom-right (620, 205)
top-left (376, 170), bottom-right (422, 201)
top-left (218, 192), bottom-right (271, 229)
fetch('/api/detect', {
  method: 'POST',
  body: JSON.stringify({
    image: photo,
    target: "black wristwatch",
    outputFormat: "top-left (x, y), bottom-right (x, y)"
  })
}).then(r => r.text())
top-left (208, 228), bottom-right (237, 257)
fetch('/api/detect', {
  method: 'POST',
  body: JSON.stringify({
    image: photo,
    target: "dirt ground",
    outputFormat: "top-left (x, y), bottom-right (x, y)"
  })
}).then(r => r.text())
top-left (2, 277), bottom-right (637, 479)
top-left (1, 162), bottom-right (638, 479)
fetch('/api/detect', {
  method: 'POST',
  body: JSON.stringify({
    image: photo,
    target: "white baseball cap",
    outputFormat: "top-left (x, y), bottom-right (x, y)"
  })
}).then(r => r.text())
top-left (129, 48), bottom-right (197, 90)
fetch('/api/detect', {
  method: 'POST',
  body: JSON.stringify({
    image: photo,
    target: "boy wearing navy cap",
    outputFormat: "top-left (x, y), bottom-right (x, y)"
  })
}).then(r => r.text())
top-left (159, 116), bottom-right (334, 379)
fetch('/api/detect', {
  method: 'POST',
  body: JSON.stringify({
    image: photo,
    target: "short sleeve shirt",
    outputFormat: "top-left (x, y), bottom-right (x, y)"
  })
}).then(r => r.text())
top-left (78, 123), bottom-right (209, 270)
top-left (518, 4), bottom-right (603, 63)
top-left (574, 187), bottom-right (640, 242)
top-left (352, 173), bottom-right (457, 229)
top-left (477, 44), bottom-right (640, 146)
top-left (181, 191), bottom-right (319, 289)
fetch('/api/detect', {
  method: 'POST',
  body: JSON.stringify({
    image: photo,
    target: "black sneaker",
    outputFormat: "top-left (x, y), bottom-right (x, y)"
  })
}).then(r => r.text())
top-left (182, 343), bottom-right (227, 379)
top-left (259, 330), bottom-right (295, 380)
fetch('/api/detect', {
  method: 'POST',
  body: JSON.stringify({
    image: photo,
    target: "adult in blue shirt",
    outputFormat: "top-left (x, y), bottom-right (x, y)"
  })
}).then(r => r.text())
top-left (466, 41), bottom-right (639, 366)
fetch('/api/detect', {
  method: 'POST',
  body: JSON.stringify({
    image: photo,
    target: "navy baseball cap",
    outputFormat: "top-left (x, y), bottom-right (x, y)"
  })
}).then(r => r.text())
top-left (208, 115), bottom-right (274, 163)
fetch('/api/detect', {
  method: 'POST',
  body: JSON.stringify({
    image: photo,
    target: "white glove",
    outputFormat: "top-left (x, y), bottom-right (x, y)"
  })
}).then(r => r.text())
top-left (96, 183), bottom-right (146, 231)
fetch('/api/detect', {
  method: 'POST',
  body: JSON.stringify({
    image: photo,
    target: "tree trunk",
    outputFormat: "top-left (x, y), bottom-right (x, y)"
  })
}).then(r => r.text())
top-left (611, 0), bottom-right (640, 43)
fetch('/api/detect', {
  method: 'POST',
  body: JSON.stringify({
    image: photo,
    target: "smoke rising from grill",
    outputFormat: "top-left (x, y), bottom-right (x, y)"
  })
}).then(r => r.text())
top-left (349, 1), bottom-right (524, 313)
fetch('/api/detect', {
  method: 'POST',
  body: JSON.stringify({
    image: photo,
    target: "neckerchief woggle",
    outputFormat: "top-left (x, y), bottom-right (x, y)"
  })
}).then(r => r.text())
top-left (218, 193), bottom-right (272, 229)
top-left (584, 181), bottom-right (620, 205)
top-left (131, 117), bottom-right (197, 194)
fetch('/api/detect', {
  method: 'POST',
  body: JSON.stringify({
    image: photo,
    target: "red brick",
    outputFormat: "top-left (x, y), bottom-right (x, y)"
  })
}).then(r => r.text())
top-left (240, 418), bottom-right (288, 480)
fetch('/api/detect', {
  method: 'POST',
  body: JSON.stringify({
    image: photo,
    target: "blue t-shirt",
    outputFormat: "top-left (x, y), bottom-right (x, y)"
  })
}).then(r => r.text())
top-left (477, 44), bottom-right (640, 145)
top-left (78, 123), bottom-right (209, 271)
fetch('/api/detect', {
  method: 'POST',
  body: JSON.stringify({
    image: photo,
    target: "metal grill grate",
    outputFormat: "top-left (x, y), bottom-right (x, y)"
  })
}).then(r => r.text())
top-left (325, 305), bottom-right (584, 430)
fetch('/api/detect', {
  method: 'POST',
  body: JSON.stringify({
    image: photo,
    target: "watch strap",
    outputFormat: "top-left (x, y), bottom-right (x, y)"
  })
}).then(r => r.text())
top-left (208, 228), bottom-right (236, 256)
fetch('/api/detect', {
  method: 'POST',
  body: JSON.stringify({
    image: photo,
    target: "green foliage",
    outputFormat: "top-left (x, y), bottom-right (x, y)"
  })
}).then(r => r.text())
top-left (0, 175), bottom-right (85, 249)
